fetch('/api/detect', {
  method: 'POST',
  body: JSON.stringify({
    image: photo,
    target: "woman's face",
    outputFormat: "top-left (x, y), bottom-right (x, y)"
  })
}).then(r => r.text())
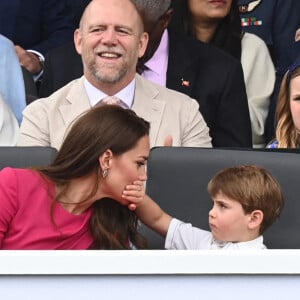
top-left (188, 0), bottom-right (232, 21)
top-left (100, 135), bottom-right (150, 205)
top-left (290, 75), bottom-right (300, 131)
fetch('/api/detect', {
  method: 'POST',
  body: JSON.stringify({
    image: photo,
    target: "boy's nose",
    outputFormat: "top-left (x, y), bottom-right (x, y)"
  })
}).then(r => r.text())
top-left (209, 206), bottom-right (216, 218)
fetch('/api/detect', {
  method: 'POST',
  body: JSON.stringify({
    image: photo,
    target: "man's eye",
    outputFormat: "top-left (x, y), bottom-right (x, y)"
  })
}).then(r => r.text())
top-left (117, 28), bottom-right (131, 36)
top-left (90, 27), bottom-right (104, 33)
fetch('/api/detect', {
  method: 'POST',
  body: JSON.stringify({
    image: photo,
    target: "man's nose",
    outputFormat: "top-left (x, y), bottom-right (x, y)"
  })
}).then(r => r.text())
top-left (101, 28), bottom-right (118, 45)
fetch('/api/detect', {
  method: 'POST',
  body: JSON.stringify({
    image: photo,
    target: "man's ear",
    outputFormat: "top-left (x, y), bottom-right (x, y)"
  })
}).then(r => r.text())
top-left (162, 8), bottom-right (174, 29)
top-left (138, 32), bottom-right (149, 58)
top-left (248, 210), bottom-right (264, 230)
top-left (99, 149), bottom-right (113, 170)
top-left (74, 29), bottom-right (82, 55)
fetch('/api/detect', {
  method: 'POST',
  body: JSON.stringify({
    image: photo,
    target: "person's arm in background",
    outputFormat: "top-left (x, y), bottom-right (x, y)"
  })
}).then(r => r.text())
top-left (15, 0), bottom-right (74, 77)
top-left (213, 59), bottom-right (253, 147)
top-left (241, 33), bottom-right (275, 147)
top-left (0, 94), bottom-right (19, 146)
top-left (0, 35), bottom-right (26, 124)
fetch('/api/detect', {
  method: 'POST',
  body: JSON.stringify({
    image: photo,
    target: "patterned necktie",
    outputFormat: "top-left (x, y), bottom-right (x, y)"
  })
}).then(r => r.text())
top-left (98, 96), bottom-right (128, 109)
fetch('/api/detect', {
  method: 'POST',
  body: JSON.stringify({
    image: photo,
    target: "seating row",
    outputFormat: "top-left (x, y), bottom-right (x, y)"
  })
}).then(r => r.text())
top-left (144, 147), bottom-right (300, 249)
top-left (1, 146), bottom-right (300, 249)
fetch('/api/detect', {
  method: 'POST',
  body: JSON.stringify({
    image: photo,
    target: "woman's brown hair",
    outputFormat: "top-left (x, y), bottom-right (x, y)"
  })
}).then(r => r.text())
top-left (38, 105), bottom-right (150, 249)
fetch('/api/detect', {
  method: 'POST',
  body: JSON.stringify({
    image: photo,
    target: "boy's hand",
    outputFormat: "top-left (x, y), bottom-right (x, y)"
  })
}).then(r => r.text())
top-left (122, 179), bottom-right (145, 211)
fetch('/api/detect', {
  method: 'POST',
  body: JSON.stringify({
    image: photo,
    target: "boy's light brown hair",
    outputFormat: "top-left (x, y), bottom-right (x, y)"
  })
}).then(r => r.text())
top-left (207, 165), bottom-right (284, 234)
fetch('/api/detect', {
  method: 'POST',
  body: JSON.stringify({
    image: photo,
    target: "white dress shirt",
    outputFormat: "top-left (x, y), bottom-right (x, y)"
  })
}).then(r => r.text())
top-left (83, 77), bottom-right (135, 109)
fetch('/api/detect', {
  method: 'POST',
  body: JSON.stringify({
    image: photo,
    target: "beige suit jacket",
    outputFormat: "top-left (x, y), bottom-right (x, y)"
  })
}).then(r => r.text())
top-left (18, 75), bottom-right (211, 149)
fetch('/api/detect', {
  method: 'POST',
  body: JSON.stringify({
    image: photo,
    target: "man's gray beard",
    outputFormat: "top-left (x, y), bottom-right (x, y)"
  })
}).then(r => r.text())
top-left (90, 63), bottom-right (128, 84)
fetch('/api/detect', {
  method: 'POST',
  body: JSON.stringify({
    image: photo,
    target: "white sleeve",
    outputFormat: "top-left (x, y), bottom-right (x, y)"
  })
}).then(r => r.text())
top-left (241, 33), bottom-right (276, 147)
top-left (165, 218), bottom-right (213, 250)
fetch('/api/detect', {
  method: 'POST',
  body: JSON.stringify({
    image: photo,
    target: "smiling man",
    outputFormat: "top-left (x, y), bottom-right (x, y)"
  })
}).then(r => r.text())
top-left (18, 0), bottom-right (211, 150)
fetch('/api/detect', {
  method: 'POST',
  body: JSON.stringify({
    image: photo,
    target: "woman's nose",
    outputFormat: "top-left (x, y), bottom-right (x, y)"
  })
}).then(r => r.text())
top-left (139, 172), bottom-right (147, 181)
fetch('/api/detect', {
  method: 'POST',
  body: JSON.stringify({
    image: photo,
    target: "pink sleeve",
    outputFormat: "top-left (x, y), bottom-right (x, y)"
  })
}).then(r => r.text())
top-left (0, 168), bottom-right (19, 248)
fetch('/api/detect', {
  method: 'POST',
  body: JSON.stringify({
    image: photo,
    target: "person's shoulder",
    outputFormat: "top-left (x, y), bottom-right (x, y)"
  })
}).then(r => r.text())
top-left (0, 168), bottom-right (48, 197)
top-left (242, 32), bottom-right (268, 48)
top-left (266, 139), bottom-right (279, 149)
top-left (0, 167), bottom-right (37, 179)
top-left (0, 34), bottom-right (14, 50)
top-left (26, 77), bottom-right (84, 110)
top-left (46, 77), bottom-right (83, 99)
top-left (241, 32), bottom-right (272, 63)
top-left (0, 94), bottom-right (12, 113)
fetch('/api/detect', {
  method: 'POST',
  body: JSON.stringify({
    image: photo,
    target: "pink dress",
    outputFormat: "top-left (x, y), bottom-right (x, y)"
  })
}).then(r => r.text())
top-left (0, 167), bottom-right (93, 249)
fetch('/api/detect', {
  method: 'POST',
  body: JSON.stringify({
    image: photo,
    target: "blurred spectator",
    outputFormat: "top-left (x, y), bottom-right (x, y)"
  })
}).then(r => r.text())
top-left (0, 93), bottom-right (19, 146)
top-left (0, 34), bottom-right (26, 123)
top-left (238, 0), bottom-right (300, 141)
top-left (170, 0), bottom-right (274, 147)
top-left (0, 0), bottom-right (74, 78)
top-left (267, 57), bottom-right (300, 148)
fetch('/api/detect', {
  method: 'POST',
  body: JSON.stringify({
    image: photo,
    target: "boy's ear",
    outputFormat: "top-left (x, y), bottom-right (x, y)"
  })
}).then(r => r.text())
top-left (248, 210), bottom-right (263, 230)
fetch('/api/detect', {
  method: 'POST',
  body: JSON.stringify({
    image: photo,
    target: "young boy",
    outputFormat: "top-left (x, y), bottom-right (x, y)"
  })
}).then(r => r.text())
top-left (124, 165), bottom-right (284, 249)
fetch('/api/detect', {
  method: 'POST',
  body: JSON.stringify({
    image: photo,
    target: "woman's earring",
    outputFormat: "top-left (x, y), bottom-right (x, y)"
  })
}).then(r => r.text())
top-left (102, 168), bottom-right (108, 178)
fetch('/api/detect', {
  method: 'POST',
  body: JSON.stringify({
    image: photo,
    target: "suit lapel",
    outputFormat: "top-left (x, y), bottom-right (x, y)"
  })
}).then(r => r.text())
top-left (166, 31), bottom-right (202, 97)
top-left (133, 75), bottom-right (165, 146)
top-left (59, 77), bottom-right (91, 127)
top-left (56, 75), bottom-right (166, 146)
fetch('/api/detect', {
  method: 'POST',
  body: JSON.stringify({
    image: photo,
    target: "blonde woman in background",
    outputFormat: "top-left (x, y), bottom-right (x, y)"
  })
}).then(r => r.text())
top-left (267, 58), bottom-right (300, 148)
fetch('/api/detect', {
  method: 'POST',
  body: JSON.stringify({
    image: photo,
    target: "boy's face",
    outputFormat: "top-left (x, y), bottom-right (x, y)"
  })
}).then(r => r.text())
top-left (208, 192), bottom-right (252, 242)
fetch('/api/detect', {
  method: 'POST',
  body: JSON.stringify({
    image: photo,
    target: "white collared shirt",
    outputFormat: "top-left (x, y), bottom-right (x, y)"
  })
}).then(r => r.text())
top-left (83, 77), bottom-right (136, 108)
top-left (165, 218), bottom-right (266, 250)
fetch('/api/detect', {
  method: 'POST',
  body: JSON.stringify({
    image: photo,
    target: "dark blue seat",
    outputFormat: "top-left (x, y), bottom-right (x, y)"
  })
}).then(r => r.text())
top-left (144, 147), bottom-right (300, 249)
